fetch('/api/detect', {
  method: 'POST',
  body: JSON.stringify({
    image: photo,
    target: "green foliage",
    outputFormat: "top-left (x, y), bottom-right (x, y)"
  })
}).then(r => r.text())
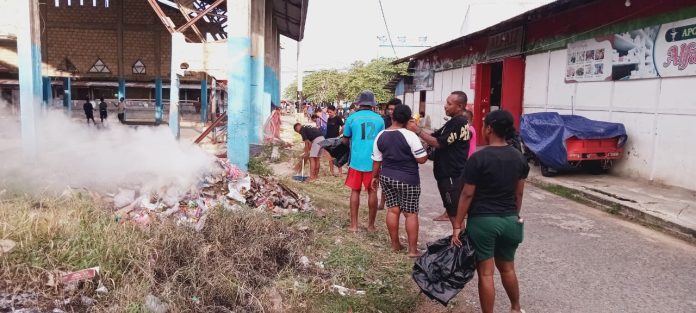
top-left (282, 58), bottom-right (407, 104)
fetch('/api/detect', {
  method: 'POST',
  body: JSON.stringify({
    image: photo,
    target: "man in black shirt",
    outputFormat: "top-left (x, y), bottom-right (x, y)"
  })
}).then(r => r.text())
top-left (325, 105), bottom-right (345, 176)
top-left (98, 97), bottom-right (108, 123)
top-left (83, 97), bottom-right (96, 125)
top-left (407, 91), bottom-right (471, 226)
top-left (294, 123), bottom-right (325, 182)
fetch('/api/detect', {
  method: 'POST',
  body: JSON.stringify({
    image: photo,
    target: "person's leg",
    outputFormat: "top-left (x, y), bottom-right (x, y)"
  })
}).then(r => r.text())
top-left (378, 190), bottom-right (385, 210)
top-left (386, 207), bottom-right (401, 251)
top-left (477, 258), bottom-right (497, 313)
top-left (366, 185), bottom-right (378, 232)
top-left (308, 157), bottom-right (318, 180)
top-left (403, 212), bottom-right (420, 257)
top-left (495, 259), bottom-right (521, 312)
top-left (349, 189), bottom-right (361, 232)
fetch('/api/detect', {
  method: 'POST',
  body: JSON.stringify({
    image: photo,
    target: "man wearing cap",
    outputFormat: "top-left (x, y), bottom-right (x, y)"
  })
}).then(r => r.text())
top-left (343, 90), bottom-right (385, 232)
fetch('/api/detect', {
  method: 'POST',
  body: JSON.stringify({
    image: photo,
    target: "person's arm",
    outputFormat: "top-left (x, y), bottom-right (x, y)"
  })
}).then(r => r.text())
top-left (405, 130), bottom-right (429, 164)
top-left (371, 160), bottom-right (382, 190)
top-left (407, 119), bottom-right (441, 148)
top-left (302, 140), bottom-right (311, 158)
top-left (515, 179), bottom-right (526, 215)
top-left (451, 183), bottom-right (476, 246)
top-left (342, 117), bottom-right (352, 146)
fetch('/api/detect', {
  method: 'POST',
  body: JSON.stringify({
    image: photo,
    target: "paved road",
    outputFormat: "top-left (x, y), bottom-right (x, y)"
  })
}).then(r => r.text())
top-left (415, 162), bottom-right (696, 313)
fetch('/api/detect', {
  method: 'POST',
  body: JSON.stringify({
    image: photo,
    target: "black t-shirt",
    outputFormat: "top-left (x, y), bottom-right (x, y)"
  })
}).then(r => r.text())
top-left (431, 115), bottom-right (471, 180)
top-left (463, 145), bottom-right (530, 216)
top-left (383, 116), bottom-right (392, 129)
top-left (83, 102), bottom-right (93, 114)
top-left (99, 101), bottom-right (107, 112)
top-left (326, 116), bottom-right (344, 138)
top-left (299, 125), bottom-right (323, 142)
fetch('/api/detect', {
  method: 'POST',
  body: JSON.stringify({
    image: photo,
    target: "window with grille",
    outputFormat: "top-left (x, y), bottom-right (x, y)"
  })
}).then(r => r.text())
top-left (88, 58), bottom-right (111, 73)
top-left (132, 60), bottom-right (146, 74)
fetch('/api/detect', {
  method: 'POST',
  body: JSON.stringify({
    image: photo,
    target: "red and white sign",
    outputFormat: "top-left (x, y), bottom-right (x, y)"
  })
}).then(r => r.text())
top-left (655, 17), bottom-right (696, 77)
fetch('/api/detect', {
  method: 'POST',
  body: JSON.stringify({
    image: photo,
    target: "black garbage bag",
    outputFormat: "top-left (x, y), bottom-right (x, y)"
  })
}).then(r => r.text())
top-left (412, 231), bottom-right (476, 306)
top-left (319, 137), bottom-right (350, 167)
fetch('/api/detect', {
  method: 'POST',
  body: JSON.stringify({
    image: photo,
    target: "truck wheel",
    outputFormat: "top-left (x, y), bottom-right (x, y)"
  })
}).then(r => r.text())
top-left (540, 164), bottom-right (557, 177)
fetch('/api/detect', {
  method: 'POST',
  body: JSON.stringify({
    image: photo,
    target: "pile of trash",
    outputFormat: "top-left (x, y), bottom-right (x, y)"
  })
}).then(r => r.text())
top-left (85, 159), bottom-right (314, 230)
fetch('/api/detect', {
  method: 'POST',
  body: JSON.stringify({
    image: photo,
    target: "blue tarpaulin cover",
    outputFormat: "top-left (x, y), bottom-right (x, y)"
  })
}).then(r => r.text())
top-left (520, 112), bottom-right (628, 169)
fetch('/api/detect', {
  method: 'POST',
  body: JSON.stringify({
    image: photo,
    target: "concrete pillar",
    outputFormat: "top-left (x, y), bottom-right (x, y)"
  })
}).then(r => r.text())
top-left (62, 77), bottom-right (71, 113)
top-left (17, 0), bottom-right (42, 157)
top-left (200, 78), bottom-right (208, 123)
top-left (210, 77), bottom-right (217, 118)
top-left (118, 78), bottom-right (126, 100)
top-left (155, 77), bottom-right (163, 124)
top-left (169, 32), bottom-right (186, 138)
top-left (42, 76), bottom-right (51, 109)
top-left (296, 40), bottom-right (303, 104)
top-left (263, 0), bottom-right (273, 120)
top-left (227, 0), bottom-right (252, 170)
top-left (249, 0), bottom-right (265, 144)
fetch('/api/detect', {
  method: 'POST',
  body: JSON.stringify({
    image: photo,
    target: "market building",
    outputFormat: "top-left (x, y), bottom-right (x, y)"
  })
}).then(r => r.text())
top-left (391, 0), bottom-right (696, 190)
top-left (1, 0), bottom-right (307, 169)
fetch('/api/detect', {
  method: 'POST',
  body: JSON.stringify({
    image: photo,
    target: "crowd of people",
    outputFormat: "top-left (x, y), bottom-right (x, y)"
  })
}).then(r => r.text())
top-left (293, 89), bottom-right (529, 313)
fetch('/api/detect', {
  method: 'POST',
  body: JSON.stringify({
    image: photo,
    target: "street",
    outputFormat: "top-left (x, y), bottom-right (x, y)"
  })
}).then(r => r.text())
top-left (416, 162), bottom-right (696, 313)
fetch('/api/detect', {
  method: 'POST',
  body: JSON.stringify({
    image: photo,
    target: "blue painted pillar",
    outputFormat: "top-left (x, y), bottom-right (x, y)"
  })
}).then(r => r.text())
top-left (249, 0), bottom-right (265, 144)
top-left (200, 79), bottom-right (208, 123)
top-left (155, 77), bottom-right (163, 123)
top-left (227, 0), bottom-right (252, 170)
top-left (169, 32), bottom-right (185, 138)
top-left (62, 77), bottom-right (71, 114)
top-left (118, 78), bottom-right (126, 100)
top-left (17, 0), bottom-right (42, 157)
top-left (42, 76), bottom-right (51, 109)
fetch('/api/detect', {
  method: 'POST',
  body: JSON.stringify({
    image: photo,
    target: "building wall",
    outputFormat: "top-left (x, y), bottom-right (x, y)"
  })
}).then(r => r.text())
top-left (523, 49), bottom-right (696, 190)
top-left (424, 66), bottom-right (476, 130)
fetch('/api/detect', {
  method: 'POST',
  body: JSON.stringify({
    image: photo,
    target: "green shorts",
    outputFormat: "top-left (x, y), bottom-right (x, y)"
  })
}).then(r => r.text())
top-left (467, 215), bottom-right (524, 262)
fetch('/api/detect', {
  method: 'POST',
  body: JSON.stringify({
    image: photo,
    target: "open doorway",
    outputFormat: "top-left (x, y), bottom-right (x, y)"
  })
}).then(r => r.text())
top-left (489, 61), bottom-right (503, 112)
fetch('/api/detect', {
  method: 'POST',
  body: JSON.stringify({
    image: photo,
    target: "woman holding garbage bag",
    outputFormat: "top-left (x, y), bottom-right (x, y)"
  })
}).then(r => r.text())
top-left (371, 104), bottom-right (428, 257)
top-left (451, 110), bottom-right (529, 313)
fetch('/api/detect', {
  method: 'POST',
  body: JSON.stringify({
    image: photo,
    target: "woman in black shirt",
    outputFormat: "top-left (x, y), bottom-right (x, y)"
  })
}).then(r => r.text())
top-left (451, 110), bottom-right (529, 313)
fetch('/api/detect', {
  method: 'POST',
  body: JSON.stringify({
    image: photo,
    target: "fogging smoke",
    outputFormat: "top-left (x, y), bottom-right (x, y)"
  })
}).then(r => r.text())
top-left (0, 101), bottom-right (215, 194)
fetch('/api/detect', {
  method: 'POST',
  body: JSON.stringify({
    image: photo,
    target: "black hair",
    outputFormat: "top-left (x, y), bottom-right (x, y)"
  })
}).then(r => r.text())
top-left (327, 105), bottom-right (336, 111)
top-left (484, 110), bottom-right (516, 139)
top-left (293, 122), bottom-right (302, 131)
top-left (464, 110), bottom-right (473, 119)
top-left (450, 91), bottom-right (468, 106)
top-left (119, 97), bottom-right (125, 101)
top-left (387, 98), bottom-right (402, 106)
top-left (392, 104), bottom-right (412, 124)
top-left (100, 97), bottom-right (104, 102)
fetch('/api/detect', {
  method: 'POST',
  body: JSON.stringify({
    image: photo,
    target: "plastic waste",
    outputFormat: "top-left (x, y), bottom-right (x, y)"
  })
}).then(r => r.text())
top-left (412, 231), bottom-right (476, 306)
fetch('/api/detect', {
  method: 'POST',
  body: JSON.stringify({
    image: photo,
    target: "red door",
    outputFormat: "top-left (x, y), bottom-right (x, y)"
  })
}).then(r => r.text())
top-left (501, 56), bottom-right (525, 130)
top-left (473, 63), bottom-right (491, 144)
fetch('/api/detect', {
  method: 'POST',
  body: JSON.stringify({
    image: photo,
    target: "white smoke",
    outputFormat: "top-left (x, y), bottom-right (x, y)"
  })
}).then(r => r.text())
top-left (0, 100), bottom-right (215, 194)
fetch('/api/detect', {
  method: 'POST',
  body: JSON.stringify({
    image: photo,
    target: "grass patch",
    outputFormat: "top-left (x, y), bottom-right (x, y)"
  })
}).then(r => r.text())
top-left (607, 203), bottom-right (622, 215)
top-left (248, 156), bottom-right (273, 176)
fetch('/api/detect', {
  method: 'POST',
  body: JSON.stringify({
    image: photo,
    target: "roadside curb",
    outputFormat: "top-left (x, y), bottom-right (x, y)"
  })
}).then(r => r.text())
top-left (528, 176), bottom-right (696, 245)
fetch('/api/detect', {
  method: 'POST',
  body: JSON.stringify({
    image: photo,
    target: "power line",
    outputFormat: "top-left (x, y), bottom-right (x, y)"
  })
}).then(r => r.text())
top-left (378, 0), bottom-right (398, 58)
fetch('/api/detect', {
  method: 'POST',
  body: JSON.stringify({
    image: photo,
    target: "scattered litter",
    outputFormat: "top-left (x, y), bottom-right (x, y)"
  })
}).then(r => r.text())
top-left (330, 285), bottom-right (366, 297)
top-left (113, 189), bottom-right (136, 208)
top-left (0, 239), bottom-right (16, 253)
top-left (96, 281), bottom-right (109, 294)
top-left (144, 294), bottom-right (169, 313)
top-left (81, 295), bottom-right (96, 306)
top-left (61, 267), bottom-right (100, 284)
top-left (299, 256), bottom-right (310, 267)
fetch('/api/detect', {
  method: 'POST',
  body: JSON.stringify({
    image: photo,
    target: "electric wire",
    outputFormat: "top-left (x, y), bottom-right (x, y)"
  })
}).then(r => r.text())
top-left (378, 0), bottom-right (398, 58)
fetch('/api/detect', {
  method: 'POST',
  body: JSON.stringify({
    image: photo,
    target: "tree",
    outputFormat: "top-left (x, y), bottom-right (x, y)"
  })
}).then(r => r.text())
top-left (282, 57), bottom-right (406, 104)
top-left (283, 80), bottom-right (297, 101)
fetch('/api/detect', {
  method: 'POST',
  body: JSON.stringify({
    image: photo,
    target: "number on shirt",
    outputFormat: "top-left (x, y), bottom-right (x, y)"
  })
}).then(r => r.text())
top-left (360, 122), bottom-right (377, 140)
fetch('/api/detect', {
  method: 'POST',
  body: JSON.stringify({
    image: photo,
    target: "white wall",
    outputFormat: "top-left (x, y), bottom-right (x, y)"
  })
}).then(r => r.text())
top-left (422, 66), bottom-right (476, 130)
top-left (523, 49), bottom-right (696, 190)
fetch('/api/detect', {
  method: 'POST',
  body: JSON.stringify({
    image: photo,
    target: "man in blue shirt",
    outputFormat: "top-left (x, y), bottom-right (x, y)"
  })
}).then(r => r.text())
top-left (343, 90), bottom-right (385, 232)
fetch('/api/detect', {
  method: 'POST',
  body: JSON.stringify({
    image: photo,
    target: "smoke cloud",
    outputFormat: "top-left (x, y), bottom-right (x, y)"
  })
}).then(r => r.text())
top-left (0, 100), bottom-right (215, 194)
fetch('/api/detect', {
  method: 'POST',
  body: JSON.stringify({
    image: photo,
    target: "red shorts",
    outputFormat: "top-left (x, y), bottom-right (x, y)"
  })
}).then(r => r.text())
top-left (345, 168), bottom-right (373, 191)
